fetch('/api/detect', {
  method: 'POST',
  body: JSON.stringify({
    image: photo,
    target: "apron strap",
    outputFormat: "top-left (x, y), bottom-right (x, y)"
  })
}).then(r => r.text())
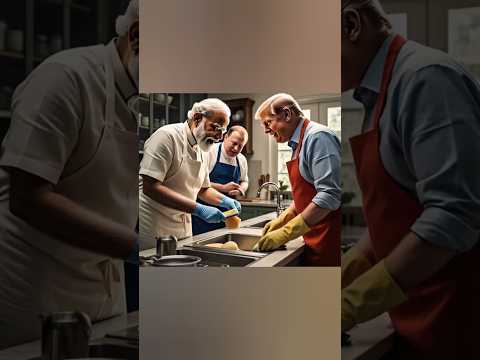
top-left (372, 35), bottom-right (407, 130)
top-left (292, 118), bottom-right (310, 160)
top-left (217, 143), bottom-right (241, 172)
top-left (103, 45), bottom-right (116, 128)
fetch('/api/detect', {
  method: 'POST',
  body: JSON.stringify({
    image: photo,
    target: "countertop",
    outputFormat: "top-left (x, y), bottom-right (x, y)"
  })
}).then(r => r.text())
top-left (239, 199), bottom-right (293, 208)
top-left (140, 212), bottom-right (305, 267)
top-left (0, 311), bottom-right (139, 360)
top-left (342, 314), bottom-right (395, 360)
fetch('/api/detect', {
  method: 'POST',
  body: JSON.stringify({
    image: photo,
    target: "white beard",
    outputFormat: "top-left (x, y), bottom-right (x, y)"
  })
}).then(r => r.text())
top-left (193, 121), bottom-right (217, 151)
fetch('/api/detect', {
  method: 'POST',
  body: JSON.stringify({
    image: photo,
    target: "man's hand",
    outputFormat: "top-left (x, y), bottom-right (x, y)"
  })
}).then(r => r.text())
top-left (254, 214), bottom-right (310, 252)
top-left (192, 203), bottom-right (226, 223)
top-left (221, 182), bottom-right (241, 193)
top-left (228, 189), bottom-right (242, 197)
top-left (10, 168), bottom-right (136, 258)
top-left (262, 207), bottom-right (297, 236)
top-left (219, 196), bottom-right (241, 213)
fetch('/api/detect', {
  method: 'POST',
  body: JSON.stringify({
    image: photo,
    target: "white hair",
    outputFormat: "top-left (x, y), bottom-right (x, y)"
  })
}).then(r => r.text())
top-left (115, 0), bottom-right (139, 37)
top-left (255, 93), bottom-right (304, 121)
top-left (187, 98), bottom-right (231, 120)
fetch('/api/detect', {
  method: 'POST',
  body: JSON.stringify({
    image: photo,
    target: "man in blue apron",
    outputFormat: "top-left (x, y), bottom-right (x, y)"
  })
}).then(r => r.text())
top-left (192, 126), bottom-right (249, 235)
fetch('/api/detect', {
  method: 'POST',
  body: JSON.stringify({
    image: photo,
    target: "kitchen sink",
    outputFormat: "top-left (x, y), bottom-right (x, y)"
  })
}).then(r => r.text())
top-left (192, 232), bottom-right (261, 252)
top-left (177, 248), bottom-right (258, 267)
top-left (246, 219), bottom-right (271, 229)
top-left (89, 342), bottom-right (138, 359)
top-left (28, 341), bottom-right (138, 360)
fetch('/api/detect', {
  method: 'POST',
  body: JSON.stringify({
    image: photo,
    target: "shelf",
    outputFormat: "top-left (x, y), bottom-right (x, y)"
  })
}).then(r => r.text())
top-left (71, 2), bottom-right (92, 13)
top-left (0, 110), bottom-right (11, 118)
top-left (0, 50), bottom-right (46, 63)
top-left (136, 96), bottom-right (178, 110)
top-left (0, 50), bottom-right (25, 60)
top-left (44, 1), bottom-right (92, 13)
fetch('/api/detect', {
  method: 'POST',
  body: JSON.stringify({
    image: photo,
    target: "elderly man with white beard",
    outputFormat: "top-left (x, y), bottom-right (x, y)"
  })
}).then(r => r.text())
top-left (0, 0), bottom-right (141, 348)
top-left (138, 98), bottom-right (241, 250)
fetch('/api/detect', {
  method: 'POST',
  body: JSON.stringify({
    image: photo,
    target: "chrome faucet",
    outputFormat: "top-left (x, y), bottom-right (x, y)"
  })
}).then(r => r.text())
top-left (257, 182), bottom-right (286, 217)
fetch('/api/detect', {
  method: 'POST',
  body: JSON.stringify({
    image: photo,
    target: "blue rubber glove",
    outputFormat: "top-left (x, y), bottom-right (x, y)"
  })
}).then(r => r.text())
top-left (219, 196), bottom-right (242, 213)
top-left (192, 203), bottom-right (226, 223)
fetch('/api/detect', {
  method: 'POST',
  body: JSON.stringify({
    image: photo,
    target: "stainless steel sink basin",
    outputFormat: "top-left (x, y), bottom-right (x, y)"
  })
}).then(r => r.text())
top-left (89, 342), bottom-right (138, 359)
top-left (247, 219), bottom-right (271, 228)
top-left (192, 233), bottom-right (261, 251)
top-left (28, 342), bottom-right (138, 360)
top-left (177, 248), bottom-right (258, 267)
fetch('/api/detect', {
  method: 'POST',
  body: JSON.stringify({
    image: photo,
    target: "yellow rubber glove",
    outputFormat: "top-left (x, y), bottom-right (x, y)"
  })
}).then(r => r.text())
top-left (261, 207), bottom-right (297, 236)
top-left (342, 260), bottom-right (408, 332)
top-left (254, 214), bottom-right (310, 252)
top-left (341, 247), bottom-right (373, 289)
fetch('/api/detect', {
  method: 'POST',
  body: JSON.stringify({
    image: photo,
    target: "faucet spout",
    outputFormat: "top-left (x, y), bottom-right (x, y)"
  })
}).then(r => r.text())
top-left (257, 182), bottom-right (285, 216)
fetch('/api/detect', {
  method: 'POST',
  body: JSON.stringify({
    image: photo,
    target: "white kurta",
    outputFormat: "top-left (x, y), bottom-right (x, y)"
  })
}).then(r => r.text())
top-left (138, 122), bottom-right (210, 250)
top-left (0, 39), bottom-right (138, 348)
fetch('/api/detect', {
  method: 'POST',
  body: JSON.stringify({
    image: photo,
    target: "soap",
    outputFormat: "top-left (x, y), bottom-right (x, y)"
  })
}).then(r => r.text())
top-left (225, 216), bottom-right (241, 229)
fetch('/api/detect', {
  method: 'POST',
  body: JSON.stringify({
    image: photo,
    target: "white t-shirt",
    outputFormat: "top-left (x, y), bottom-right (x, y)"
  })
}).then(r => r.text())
top-left (139, 122), bottom-right (210, 187)
top-left (205, 142), bottom-right (249, 195)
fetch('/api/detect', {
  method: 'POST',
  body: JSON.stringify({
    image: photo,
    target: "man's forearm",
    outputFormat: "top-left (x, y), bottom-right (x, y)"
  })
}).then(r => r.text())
top-left (385, 231), bottom-right (456, 291)
top-left (301, 202), bottom-right (331, 227)
top-left (142, 175), bottom-right (196, 212)
top-left (12, 190), bottom-right (136, 259)
top-left (210, 182), bottom-right (225, 193)
top-left (198, 187), bottom-right (224, 206)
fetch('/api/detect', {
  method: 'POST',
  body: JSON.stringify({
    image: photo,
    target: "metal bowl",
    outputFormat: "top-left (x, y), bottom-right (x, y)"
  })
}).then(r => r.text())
top-left (151, 255), bottom-right (201, 267)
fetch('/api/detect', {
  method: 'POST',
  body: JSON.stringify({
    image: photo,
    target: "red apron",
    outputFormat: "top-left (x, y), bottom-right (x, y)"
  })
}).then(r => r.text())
top-left (349, 34), bottom-right (480, 358)
top-left (287, 119), bottom-right (341, 266)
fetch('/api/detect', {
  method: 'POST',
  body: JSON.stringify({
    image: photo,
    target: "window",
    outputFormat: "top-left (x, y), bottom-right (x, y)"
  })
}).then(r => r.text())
top-left (277, 141), bottom-right (292, 191)
top-left (327, 106), bottom-right (341, 140)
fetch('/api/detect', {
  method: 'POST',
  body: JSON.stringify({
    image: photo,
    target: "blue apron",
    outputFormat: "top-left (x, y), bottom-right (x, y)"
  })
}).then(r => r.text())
top-left (192, 145), bottom-right (241, 235)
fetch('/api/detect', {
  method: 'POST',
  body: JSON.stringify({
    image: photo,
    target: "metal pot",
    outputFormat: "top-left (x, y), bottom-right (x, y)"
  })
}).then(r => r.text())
top-left (40, 311), bottom-right (92, 360)
top-left (151, 255), bottom-right (201, 267)
top-left (156, 235), bottom-right (177, 257)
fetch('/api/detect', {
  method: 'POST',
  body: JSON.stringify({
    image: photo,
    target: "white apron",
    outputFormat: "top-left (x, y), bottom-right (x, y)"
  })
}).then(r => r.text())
top-left (139, 128), bottom-right (208, 250)
top-left (0, 45), bottom-right (138, 348)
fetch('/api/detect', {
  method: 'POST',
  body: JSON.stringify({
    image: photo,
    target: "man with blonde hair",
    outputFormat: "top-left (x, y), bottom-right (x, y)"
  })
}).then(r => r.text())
top-left (254, 93), bottom-right (341, 266)
top-left (139, 98), bottom-right (241, 249)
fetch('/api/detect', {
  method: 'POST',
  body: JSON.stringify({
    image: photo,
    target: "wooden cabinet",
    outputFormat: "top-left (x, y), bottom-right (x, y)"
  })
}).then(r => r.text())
top-left (224, 97), bottom-right (255, 156)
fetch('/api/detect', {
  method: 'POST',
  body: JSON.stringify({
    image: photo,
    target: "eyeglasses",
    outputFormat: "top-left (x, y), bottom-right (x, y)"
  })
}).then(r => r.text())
top-left (211, 123), bottom-right (227, 135)
top-left (200, 112), bottom-right (228, 134)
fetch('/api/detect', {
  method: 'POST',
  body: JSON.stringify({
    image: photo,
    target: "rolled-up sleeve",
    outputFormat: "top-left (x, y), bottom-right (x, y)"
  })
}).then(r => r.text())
top-left (238, 154), bottom-right (249, 195)
top-left (302, 131), bottom-right (342, 210)
top-left (399, 66), bottom-right (480, 252)
top-left (0, 63), bottom-right (83, 184)
top-left (139, 131), bottom-right (175, 183)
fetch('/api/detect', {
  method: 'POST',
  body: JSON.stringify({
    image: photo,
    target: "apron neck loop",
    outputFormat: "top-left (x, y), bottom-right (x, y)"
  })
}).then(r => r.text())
top-left (372, 34), bottom-right (407, 130)
top-left (103, 46), bottom-right (116, 127)
top-left (293, 118), bottom-right (310, 159)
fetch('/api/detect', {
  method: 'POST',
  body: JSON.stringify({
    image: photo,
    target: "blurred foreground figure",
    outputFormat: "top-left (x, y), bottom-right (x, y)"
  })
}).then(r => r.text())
top-left (341, 0), bottom-right (480, 358)
top-left (0, 0), bottom-right (140, 348)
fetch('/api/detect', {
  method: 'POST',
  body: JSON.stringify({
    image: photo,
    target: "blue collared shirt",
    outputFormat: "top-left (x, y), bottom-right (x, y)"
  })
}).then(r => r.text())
top-left (288, 118), bottom-right (341, 211)
top-left (352, 34), bottom-right (480, 252)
